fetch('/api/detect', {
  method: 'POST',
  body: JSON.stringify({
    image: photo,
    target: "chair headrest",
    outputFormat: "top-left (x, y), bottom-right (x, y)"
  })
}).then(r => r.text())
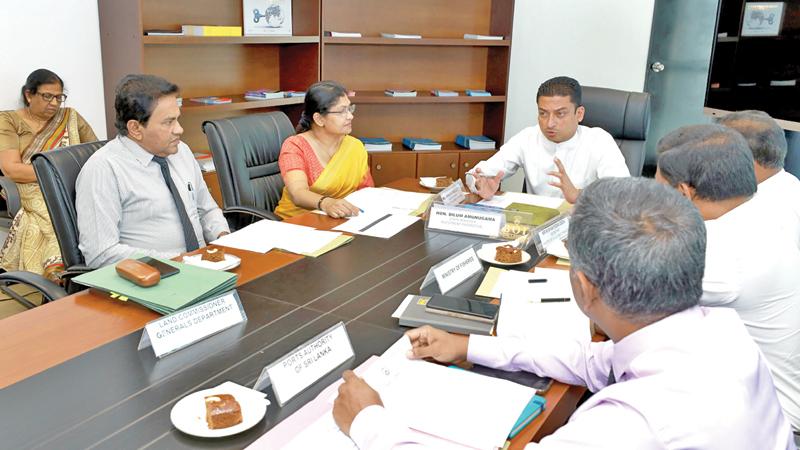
top-left (580, 86), bottom-right (651, 140)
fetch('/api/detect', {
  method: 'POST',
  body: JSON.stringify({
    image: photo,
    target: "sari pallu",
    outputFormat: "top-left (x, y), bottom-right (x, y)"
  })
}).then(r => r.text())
top-left (275, 135), bottom-right (369, 219)
top-left (0, 107), bottom-right (82, 282)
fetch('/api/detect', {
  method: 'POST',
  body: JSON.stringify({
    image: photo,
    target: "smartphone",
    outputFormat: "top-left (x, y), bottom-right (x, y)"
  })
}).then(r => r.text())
top-left (137, 256), bottom-right (180, 279)
top-left (425, 294), bottom-right (499, 323)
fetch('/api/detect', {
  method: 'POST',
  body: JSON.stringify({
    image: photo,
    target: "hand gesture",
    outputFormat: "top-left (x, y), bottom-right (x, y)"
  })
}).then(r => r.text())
top-left (474, 167), bottom-right (504, 200)
top-left (333, 370), bottom-right (383, 435)
top-left (322, 197), bottom-right (361, 219)
top-left (405, 325), bottom-right (469, 363)
top-left (547, 157), bottom-right (580, 204)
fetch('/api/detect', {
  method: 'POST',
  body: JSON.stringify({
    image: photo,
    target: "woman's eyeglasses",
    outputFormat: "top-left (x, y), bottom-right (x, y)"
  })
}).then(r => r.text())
top-left (327, 104), bottom-right (356, 115)
top-left (37, 92), bottom-right (68, 103)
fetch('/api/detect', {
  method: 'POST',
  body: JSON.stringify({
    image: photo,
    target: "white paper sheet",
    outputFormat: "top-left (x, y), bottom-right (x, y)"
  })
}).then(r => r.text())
top-left (333, 211), bottom-right (419, 239)
top-left (478, 191), bottom-right (564, 210)
top-left (497, 268), bottom-right (590, 342)
top-left (344, 187), bottom-right (432, 215)
top-left (211, 220), bottom-right (343, 255)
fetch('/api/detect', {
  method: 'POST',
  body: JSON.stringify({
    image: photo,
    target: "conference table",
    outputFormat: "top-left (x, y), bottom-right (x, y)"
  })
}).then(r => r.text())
top-left (0, 178), bottom-right (585, 449)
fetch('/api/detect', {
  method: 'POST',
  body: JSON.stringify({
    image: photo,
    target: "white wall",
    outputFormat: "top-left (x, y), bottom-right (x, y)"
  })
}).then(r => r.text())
top-left (503, 0), bottom-right (655, 190)
top-left (0, 0), bottom-right (107, 138)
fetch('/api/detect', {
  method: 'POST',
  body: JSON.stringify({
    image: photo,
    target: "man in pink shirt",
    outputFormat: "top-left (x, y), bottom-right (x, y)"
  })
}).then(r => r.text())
top-left (332, 177), bottom-right (795, 449)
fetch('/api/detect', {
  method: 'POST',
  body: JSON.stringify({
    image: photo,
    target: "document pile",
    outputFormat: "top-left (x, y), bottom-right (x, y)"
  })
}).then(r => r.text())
top-left (253, 336), bottom-right (538, 450)
top-left (330, 188), bottom-right (433, 238)
top-left (211, 220), bottom-right (351, 257)
top-left (73, 259), bottom-right (237, 315)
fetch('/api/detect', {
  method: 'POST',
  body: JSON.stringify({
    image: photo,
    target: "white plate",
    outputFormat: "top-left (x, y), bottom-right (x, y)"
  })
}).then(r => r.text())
top-left (546, 240), bottom-right (569, 260)
top-left (171, 388), bottom-right (268, 438)
top-left (182, 253), bottom-right (241, 271)
top-left (476, 245), bottom-right (531, 266)
top-left (419, 177), bottom-right (448, 192)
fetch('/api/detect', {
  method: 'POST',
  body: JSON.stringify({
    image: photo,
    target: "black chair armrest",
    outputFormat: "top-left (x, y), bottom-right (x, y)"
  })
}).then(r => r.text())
top-left (0, 176), bottom-right (21, 218)
top-left (0, 271), bottom-right (67, 307)
top-left (223, 206), bottom-right (281, 230)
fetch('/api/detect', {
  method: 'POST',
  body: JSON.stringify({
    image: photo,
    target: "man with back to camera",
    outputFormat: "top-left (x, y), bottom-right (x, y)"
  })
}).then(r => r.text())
top-left (465, 76), bottom-right (630, 203)
top-left (656, 124), bottom-right (800, 436)
top-left (76, 74), bottom-right (229, 268)
top-left (331, 177), bottom-right (795, 449)
top-left (715, 109), bottom-right (800, 247)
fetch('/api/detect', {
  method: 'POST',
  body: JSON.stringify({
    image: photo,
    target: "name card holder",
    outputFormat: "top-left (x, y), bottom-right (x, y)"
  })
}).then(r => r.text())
top-left (253, 321), bottom-right (354, 407)
top-left (420, 246), bottom-right (485, 295)
top-left (436, 179), bottom-right (467, 205)
top-left (426, 202), bottom-right (505, 238)
top-left (531, 212), bottom-right (571, 254)
top-left (138, 290), bottom-right (247, 359)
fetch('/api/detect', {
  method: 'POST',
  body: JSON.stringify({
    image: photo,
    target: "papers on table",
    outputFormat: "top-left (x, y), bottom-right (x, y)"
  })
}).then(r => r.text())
top-left (211, 220), bottom-right (347, 256)
top-left (333, 210), bottom-right (419, 238)
top-left (344, 187), bottom-right (433, 216)
top-left (478, 191), bottom-right (565, 210)
top-left (496, 268), bottom-right (590, 342)
top-left (254, 336), bottom-right (536, 450)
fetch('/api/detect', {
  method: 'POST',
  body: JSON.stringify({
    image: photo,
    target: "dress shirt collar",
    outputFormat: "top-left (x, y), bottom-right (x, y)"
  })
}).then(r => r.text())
top-left (609, 306), bottom-right (704, 383)
top-left (540, 125), bottom-right (582, 154)
top-left (118, 135), bottom-right (157, 166)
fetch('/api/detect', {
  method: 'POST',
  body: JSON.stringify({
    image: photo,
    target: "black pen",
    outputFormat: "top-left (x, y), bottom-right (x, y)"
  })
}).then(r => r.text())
top-left (541, 297), bottom-right (570, 303)
top-left (528, 278), bottom-right (547, 283)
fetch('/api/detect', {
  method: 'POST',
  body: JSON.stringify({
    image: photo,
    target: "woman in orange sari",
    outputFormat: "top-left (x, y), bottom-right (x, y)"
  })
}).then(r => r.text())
top-left (275, 80), bottom-right (374, 219)
top-left (0, 69), bottom-right (97, 281)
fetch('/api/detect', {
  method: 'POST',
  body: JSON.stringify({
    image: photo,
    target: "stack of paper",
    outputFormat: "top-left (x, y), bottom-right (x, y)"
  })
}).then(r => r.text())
top-left (333, 210), bottom-right (419, 239)
top-left (73, 259), bottom-right (237, 315)
top-left (343, 187), bottom-right (433, 216)
top-left (212, 220), bottom-right (351, 257)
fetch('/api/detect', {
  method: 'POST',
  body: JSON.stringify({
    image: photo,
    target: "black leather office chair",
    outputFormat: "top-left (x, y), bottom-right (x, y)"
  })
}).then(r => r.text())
top-left (581, 86), bottom-right (651, 176)
top-left (203, 111), bottom-right (295, 229)
top-left (0, 141), bottom-right (105, 305)
top-left (0, 175), bottom-right (21, 229)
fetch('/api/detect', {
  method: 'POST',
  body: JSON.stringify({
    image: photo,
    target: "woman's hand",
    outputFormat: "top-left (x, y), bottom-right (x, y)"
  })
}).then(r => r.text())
top-left (322, 197), bottom-right (361, 218)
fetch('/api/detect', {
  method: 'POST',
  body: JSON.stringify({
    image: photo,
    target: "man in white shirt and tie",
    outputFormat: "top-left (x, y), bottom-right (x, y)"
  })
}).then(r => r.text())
top-left (332, 177), bottom-right (795, 449)
top-left (715, 110), bottom-right (800, 247)
top-left (656, 124), bottom-right (800, 435)
top-left (76, 74), bottom-right (229, 268)
top-left (466, 76), bottom-right (630, 203)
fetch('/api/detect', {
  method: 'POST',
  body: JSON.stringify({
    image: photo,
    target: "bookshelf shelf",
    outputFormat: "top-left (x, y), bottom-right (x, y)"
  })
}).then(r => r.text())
top-left (323, 37), bottom-right (509, 47)
top-left (368, 142), bottom-right (498, 152)
top-left (352, 91), bottom-right (506, 104)
top-left (143, 35), bottom-right (320, 45)
top-left (181, 95), bottom-right (305, 112)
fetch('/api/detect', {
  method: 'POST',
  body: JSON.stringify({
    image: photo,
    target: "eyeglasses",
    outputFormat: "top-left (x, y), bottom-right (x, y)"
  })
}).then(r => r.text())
top-left (37, 92), bottom-right (68, 103)
top-left (327, 104), bottom-right (356, 115)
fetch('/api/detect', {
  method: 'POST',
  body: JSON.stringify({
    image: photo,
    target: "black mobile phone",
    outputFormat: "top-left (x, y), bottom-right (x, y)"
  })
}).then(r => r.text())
top-left (425, 294), bottom-right (499, 323)
top-left (137, 257), bottom-right (180, 279)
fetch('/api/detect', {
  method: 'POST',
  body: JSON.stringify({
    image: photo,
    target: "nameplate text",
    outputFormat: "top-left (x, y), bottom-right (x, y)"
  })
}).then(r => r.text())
top-left (427, 203), bottom-right (504, 237)
top-left (433, 248), bottom-right (483, 294)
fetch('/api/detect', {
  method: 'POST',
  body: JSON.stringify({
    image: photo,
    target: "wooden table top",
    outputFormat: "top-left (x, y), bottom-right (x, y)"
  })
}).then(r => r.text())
top-left (0, 178), bottom-right (583, 448)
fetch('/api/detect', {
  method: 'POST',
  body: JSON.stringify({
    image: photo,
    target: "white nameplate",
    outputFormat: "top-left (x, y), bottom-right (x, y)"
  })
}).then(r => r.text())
top-left (138, 291), bottom-right (246, 358)
top-left (433, 248), bottom-right (483, 294)
top-left (260, 322), bottom-right (354, 406)
top-left (427, 203), bottom-right (504, 237)
top-left (537, 215), bottom-right (570, 250)
top-left (439, 180), bottom-right (467, 205)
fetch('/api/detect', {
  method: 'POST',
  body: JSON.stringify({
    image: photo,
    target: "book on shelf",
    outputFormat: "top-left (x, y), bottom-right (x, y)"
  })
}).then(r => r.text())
top-left (385, 89), bottom-right (417, 97)
top-left (465, 89), bottom-right (492, 97)
top-left (190, 96), bottom-right (233, 105)
top-left (358, 137), bottom-right (392, 152)
top-left (402, 137), bottom-right (442, 151)
top-left (455, 134), bottom-right (496, 150)
top-left (181, 25), bottom-right (242, 37)
top-left (770, 79), bottom-right (796, 87)
top-left (463, 33), bottom-right (504, 40)
top-left (244, 89), bottom-right (284, 100)
top-left (326, 31), bottom-right (362, 38)
top-left (392, 295), bottom-right (494, 335)
top-left (381, 32), bottom-right (422, 39)
top-left (144, 29), bottom-right (184, 36)
top-left (243, 0), bottom-right (292, 36)
top-left (283, 90), bottom-right (306, 98)
top-left (430, 89), bottom-right (459, 97)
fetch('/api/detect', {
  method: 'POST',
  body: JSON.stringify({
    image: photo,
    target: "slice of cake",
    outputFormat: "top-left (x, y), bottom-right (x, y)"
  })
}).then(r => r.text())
top-left (205, 394), bottom-right (243, 429)
top-left (495, 244), bottom-right (522, 263)
top-left (201, 247), bottom-right (226, 262)
top-left (435, 177), bottom-right (454, 188)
